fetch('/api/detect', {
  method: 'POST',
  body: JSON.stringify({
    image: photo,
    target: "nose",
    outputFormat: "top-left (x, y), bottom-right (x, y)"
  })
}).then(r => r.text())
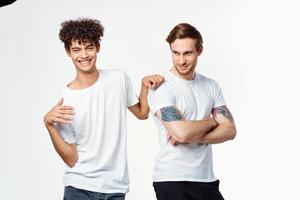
top-left (80, 50), bottom-right (88, 58)
top-left (178, 55), bottom-right (186, 65)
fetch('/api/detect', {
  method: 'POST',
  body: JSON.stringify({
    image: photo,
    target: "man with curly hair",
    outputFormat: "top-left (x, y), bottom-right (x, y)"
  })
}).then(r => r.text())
top-left (43, 18), bottom-right (164, 200)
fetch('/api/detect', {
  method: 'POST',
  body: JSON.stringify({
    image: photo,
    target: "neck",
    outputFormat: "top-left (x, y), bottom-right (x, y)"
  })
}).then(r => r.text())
top-left (69, 68), bottom-right (99, 89)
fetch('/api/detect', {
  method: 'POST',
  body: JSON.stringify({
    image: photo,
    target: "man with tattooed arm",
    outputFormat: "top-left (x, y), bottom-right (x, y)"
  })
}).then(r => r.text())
top-left (148, 23), bottom-right (237, 200)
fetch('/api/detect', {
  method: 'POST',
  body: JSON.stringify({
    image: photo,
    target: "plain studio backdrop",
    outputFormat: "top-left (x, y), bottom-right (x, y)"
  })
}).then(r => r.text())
top-left (0, 0), bottom-right (299, 199)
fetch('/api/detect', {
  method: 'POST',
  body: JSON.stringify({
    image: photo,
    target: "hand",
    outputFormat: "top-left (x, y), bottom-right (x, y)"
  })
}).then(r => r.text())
top-left (142, 74), bottom-right (164, 89)
top-left (202, 116), bottom-right (218, 130)
top-left (167, 132), bottom-right (178, 146)
top-left (43, 98), bottom-right (75, 126)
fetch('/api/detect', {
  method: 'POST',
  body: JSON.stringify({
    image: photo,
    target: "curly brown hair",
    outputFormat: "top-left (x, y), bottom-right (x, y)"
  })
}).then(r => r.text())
top-left (59, 18), bottom-right (104, 50)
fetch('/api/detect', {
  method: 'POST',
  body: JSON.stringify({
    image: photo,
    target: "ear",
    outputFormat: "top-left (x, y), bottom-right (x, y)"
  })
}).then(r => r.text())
top-left (96, 43), bottom-right (100, 53)
top-left (65, 48), bottom-right (71, 57)
top-left (197, 47), bottom-right (203, 56)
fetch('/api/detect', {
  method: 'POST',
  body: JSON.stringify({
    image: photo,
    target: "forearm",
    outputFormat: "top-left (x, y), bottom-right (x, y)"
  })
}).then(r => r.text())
top-left (199, 123), bottom-right (236, 144)
top-left (199, 105), bottom-right (237, 144)
top-left (45, 124), bottom-right (78, 167)
top-left (137, 84), bottom-right (150, 119)
top-left (167, 118), bottom-right (217, 143)
top-left (129, 84), bottom-right (150, 120)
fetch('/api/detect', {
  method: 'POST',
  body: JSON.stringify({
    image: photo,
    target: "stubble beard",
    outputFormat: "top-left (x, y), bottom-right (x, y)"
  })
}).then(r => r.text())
top-left (174, 64), bottom-right (196, 77)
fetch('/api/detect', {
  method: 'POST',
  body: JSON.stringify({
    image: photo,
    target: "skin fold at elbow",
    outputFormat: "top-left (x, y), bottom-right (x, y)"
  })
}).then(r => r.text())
top-left (64, 151), bottom-right (78, 168)
top-left (227, 125), bottom-right (237, 140)
top-left (230, 127), bottom-right (237, 140)
top-left (137, 113), bottom-right (149, 120)
top-left (65, 156), bottom-right (78, 168)
top-left (169, 127), bottom-right (192, 143)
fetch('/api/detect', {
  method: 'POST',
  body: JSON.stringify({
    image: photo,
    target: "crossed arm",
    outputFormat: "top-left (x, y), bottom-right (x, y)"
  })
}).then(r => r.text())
top-left (156, 105), bottom-right (236, 144)
top-left (199, 106), bottom-right (236, 144)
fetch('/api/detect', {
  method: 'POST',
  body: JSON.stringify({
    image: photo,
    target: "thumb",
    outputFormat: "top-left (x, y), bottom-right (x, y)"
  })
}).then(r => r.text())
top-left (144, 80), bottom-right (152, 88)
top-left (57, 98), bottom-right (64, 106)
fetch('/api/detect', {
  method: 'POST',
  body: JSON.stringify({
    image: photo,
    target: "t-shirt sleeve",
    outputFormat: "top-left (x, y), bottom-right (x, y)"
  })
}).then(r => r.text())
top-left (55, 123), bottom-right (76, 144)
top-left (211, 80), bottom-right (226, 108)
top-left (124, 72), bottom-right (139, 107)
top-left (147, 83), bottom-right (176, 115)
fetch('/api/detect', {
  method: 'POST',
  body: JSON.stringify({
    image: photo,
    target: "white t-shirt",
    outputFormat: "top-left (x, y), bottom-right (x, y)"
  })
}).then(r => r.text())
top-left (148, 71), bottom-right (225, 182)
top-left (55, 69), bottom-right (138, 193)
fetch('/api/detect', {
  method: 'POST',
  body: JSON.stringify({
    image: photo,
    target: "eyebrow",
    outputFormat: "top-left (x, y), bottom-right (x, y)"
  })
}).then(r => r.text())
top-left (85, 44), bottom-right (95, 48)
top-left (172, 50), bottom-right (193, 54)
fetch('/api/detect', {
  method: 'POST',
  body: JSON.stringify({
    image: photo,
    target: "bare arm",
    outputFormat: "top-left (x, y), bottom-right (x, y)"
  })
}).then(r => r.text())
top-left (156, 106), bottom-right (218, 143)
top-left (128, 74), bottom-right (164, 120)
top-left (43, 98), bottom-right (78, 167)
top-left (199, 106), bottom-right (237, 144)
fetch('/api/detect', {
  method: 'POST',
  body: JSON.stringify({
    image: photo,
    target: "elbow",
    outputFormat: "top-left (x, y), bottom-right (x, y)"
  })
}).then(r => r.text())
top-left (228, 126), bottom-right (237, 140)
top-left (66, 160), bottom-right (76, 168)
top-left (137, 113), bottom-right (149, 120)
top-left (136, 106), bottom-right (149, 120)
top-left (175, 135), bottom-right (189, 143)
top-left (169, 127), bottom-right (190, 143)
top-left (66, 156), bottom-right (78, 168)
top-left (64, 151), bottom-right (78, 168)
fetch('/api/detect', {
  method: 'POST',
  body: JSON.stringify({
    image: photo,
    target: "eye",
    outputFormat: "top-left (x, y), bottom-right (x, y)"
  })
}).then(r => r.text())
top-left (173, 51), bottom-right (180, 56)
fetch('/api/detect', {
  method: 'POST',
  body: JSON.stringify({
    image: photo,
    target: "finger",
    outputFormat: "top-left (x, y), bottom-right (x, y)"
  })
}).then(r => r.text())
top-left (58, 114), bottom-right (74, 120)
top-left (58, 119), bottom-right (72, 124)
top-left (63, 115), bottom-right (74, 120)
top-left (142, 79), bottom-right (151, 88)
top-left (171, 139), bottom-right (177, 145)
top-left (59, 106), bottom-right (75, 110)
top-left (149, 78), bottom-right (159, 89)
top-left (54, 112), bottom-right (73, 120)
top-left (156, 75), bottom-right (165, 85)
top-left (149, 82), bottom-right (156, 89)
top-left (146, 81), bottom-right (152, 88)
top-left (55, 117), bottom-right (72, 124)
top-left (59, 110), bottom-right (76, 115)
top-left (167, 133), bottom-right (171, 140)
top-left (56, 98), bottom-right (64, 106)
top-left (157, 75), bottom-right (164, 82)
top-left (151, 82), bottom-right (158, 89)
top-left (152, 76), bottom-right (160, 82)
top-left (152, 76), bottom-right (163, 89)
top-left (155, 75), bottom-right (163, 82)
top-left (155, 76), bottom-right (163, 84)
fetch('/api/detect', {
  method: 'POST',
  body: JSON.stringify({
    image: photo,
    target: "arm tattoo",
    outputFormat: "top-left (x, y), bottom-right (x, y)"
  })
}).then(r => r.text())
top-left (213, 106), bottom-right (234, 122)
top-left (160, 106), bottom-right (182, 122)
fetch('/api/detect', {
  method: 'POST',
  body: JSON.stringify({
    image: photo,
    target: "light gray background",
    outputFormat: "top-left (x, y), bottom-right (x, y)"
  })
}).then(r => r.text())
top-left (0, 0), bottom-right (299, 199)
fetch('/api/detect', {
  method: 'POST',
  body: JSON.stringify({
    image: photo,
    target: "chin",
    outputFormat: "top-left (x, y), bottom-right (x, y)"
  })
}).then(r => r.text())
top-left (77, 66), bottom-right (95, 73)
top-left (177, 68), bottom-right (192, 75)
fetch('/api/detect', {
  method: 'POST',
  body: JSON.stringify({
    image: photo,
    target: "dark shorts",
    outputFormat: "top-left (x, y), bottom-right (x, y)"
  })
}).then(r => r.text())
top-left (153, 180), bottom-right (225, 200)
top-left (63, 186), bottom-right (126, 200)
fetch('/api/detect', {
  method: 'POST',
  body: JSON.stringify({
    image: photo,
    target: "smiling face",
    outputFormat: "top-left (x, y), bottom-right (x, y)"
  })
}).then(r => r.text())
top-left (170, 38), bottom-right (202, 80)
top-left (66, 40), bottom-right (99, 74)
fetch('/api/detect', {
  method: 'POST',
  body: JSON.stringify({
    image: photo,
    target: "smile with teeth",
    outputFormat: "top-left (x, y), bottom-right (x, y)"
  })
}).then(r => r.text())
top-left (78, 59), bottom-right (92, 65)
